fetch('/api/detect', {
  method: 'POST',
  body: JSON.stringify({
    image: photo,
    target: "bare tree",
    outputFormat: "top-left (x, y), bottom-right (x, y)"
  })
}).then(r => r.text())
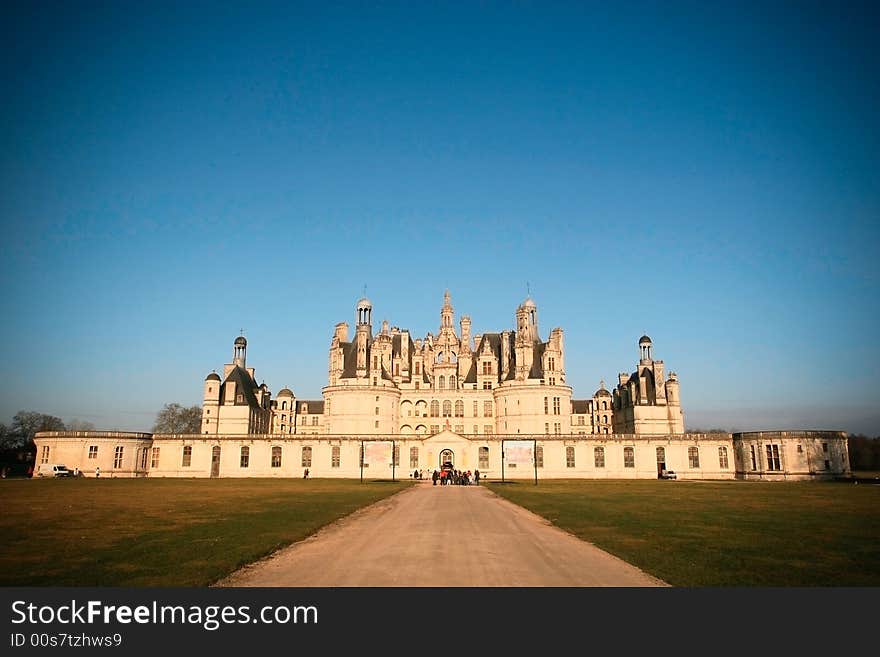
top-left (1, 411), bottom-right (67, 449)
top-left (152, 403), bottom-right (202, 434)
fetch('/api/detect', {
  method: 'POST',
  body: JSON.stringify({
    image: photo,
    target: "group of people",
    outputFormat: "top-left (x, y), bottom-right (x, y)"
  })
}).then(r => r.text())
top-left (432, 468), bottom-right (480, 486)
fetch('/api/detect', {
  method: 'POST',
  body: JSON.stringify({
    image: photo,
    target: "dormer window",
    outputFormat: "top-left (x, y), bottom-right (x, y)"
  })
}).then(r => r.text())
top-left (236, 394), bottom-right (243, 403)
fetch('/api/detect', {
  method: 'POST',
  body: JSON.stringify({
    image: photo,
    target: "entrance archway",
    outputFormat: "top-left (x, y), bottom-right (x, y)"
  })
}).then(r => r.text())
top-left (439, 449), bottom-right (454, 470)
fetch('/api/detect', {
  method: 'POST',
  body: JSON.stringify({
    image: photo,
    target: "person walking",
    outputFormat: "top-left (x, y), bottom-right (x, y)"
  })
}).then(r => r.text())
top-left (432, 469), bottom-right (439, 486)
top-left (474, 469), bottom-right (480, 485)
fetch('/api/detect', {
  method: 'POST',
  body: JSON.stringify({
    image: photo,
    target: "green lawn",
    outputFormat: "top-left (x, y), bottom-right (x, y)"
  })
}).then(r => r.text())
top-left (487, 479), bottom-right (880, 586)
top-left (0, 477), bottom-right (411, 586)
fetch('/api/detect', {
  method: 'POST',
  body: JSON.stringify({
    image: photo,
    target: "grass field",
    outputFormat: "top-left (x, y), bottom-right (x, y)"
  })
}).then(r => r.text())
top-left (0, 478), bottom-right (411, 586)
top-left (487, 478), bottom-right (880, 586)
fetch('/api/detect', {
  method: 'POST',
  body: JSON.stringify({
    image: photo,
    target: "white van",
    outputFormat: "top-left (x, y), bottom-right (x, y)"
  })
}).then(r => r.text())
top-left (36, 464), bottom-right (71, 477)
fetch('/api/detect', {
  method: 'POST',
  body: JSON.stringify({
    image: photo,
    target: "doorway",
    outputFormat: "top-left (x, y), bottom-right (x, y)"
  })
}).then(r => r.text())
top-left (439, 449), bottom-right (454, 470)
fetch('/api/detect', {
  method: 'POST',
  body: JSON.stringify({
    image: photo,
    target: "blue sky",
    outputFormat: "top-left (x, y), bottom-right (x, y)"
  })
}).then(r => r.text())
top-left (1, 1), bottom-right (878, 434)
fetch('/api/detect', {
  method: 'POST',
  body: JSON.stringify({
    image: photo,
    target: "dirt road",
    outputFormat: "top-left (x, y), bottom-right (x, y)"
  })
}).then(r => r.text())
top-left (216, 482), bottom-right (666, 587)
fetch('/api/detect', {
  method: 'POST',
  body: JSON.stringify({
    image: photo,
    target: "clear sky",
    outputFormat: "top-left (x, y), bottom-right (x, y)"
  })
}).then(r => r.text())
top-left (2, 1), bottom-right (878, 435)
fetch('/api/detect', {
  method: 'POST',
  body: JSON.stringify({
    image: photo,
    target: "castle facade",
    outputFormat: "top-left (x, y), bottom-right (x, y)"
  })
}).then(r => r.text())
top-left (35, 292), bottom-right (850, 481)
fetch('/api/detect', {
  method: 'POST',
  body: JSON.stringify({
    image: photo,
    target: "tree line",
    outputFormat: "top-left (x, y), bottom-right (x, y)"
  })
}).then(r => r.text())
top-left (0, 403), bottom-right (202, 451)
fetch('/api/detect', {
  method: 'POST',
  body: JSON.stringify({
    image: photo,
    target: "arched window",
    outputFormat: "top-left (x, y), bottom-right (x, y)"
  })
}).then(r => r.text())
top-left (454, 400), bottom-right (464, 417)
top-left (438, 375), bottom-right (445, 389)
top-left (449, 375), bottom-right (456, 389)
top-left (479, 446), bottom-right (489, 469)
top-left (430, 401), bottom-right (439, 417)
top-left (436, 351), bottom-right (444, 363)
top-left (410, 447), bottom-right (419, 468)
top-left (442, 400), bottom-right (452, 417)
top-left (602, 400), bottom-right (607, 410)
top-left (603, 415), bottom-right (608, 424)
top-left (281, 401), bottom-right (287, 410)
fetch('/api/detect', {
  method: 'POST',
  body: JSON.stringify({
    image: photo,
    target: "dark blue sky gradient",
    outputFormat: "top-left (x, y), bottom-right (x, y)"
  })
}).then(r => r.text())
top-left (2, 2), bottom-right (878, 433)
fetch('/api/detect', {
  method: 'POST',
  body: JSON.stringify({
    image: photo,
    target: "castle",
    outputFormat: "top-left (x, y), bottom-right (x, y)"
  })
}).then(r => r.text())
top-left (34, 292), bottom-right (850, 481)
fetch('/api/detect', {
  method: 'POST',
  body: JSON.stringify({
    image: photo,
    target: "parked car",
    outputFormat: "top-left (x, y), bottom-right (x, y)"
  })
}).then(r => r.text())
top-left (660, 469), bottom-right (677, 480)
top-left (36, 463), bottom-right (72, 478)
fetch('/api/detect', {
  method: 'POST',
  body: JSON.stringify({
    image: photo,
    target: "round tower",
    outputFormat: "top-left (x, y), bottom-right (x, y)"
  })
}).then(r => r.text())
top-left (202, 371), bottom-right (221, 435)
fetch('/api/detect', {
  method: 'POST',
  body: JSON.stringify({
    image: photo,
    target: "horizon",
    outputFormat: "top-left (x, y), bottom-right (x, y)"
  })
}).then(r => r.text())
top-left (2, 3), bottom-right (878, 436)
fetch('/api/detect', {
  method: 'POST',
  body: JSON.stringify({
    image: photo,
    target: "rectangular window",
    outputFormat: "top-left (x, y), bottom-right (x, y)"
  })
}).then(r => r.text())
top-left (578, 416), bottom-right (584, 426)
top-left (393, 444), bottom-right (400, 467)
top-left (272, 446), bottom-right (282, 468)
top-left (566, 446), bottom-right (575, 468)
top-left (302, 446), bottom-right (312, 467)
top-left (454, 425), bottom-right (464, 434)
top-left (544, 397), bottom-right (549, 414)
top-left (479, 446), bottom-right (489, 469)
top-left (88, 445), bottom-right (98, 459)
top-left (140, 448), bottom-right (148, 469)
top-left (688, 446), bottom-right (700, 469)
top-left (822, 442), bottom-right (828, 453)
top-left (473, 401), bottom-right (478, 417)
top-left (240, 446), bottom-right (249, 468)
top-left (824, 459), bottom-right (830, 469)
top-left (332, 445), bottom-right (340, 468)
top-left (623, 446), bottom-right (635, 468)
top-left (553, 422), bottom-right (561, 435)
top-left (151, 447), bottom-right (160, 468)
top-left (409, 446), bottom-right (418, 468)
top-left (312, 416), bottom-right (319, 425)
top-left (594, 446), bottom-right (605, 468)
top-left (536, 445), bottom-right (544, 468)
top-left (718, 446), bottom-right (728, 469)
top-left (431, 425), bottom-right (440, 434)
top-left (766, 444), bottom-right (781, 471)
top-left (749, 445), bottom-right (757, 470)
top-left (553, 397), bottom-right (560, 415)
top-left (114, 446), bottom-right (124, 469)
top-left (41, 446), bottom-right (49, 464)
top-left (483, 425), bottom-right (493, 435)
top-left (545, 423), bottom-right (550, 435)
top-left (483, 381), bottom-right (492, 389)
top-left (473, 425), bottom-right (479, 434)
top-left (182, 445), bottom-right (192, 467)
top-left (483, 401), bottom-right (493, 417)
top-left (797, 444), bottom-right (803, 454)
